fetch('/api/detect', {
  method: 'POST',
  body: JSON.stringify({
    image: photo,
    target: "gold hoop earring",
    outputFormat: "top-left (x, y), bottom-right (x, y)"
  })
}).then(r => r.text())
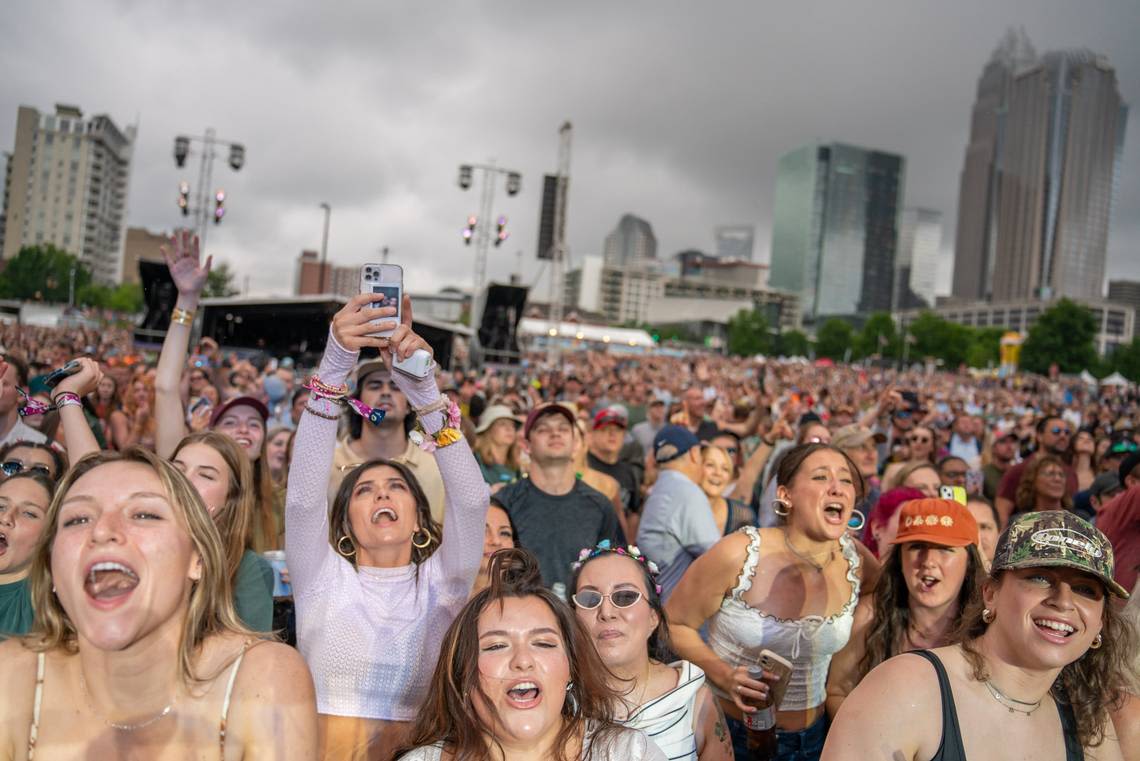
top-left (337, 534), bottom-right (356, 557)
top-left (1089, 634), bottom-right (1102, 650)
top-left (773, 498), bottom-right (791, 518)
top-left (982, 608), bottom-right (995, 624)
top-left (411, 529), bottom-right (433, 549)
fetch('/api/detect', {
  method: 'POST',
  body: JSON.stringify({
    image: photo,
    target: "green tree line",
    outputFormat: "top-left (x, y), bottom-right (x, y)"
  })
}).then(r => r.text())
top-left (725, 298), bottom-right (1140, 382)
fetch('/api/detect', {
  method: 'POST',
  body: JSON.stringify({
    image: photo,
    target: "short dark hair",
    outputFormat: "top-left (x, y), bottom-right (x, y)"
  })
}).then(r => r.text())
top-left (1037, 415), bottom-right (1066, 435)
top-left (937, 455), bottom-right (968, 474)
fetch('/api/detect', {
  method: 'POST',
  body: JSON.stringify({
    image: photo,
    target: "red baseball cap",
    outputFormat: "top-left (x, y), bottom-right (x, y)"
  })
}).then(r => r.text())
top-left (209, 395), bottom-right (270, 428)
top-left (592, 406), bottom-right (628, 430)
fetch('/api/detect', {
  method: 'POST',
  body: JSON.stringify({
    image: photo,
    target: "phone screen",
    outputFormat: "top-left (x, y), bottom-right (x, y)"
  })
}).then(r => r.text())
top-left (369, 284), bottom-right (400, 310)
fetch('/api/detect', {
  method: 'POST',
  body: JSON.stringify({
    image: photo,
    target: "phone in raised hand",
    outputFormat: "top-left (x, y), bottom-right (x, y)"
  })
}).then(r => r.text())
top-left (359, 263), bottom-right (403, 338)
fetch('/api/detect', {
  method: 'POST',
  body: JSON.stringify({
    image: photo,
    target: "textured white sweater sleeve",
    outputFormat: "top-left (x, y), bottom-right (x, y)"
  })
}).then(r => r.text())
top-left (285, 330), bottom-right (356, 599)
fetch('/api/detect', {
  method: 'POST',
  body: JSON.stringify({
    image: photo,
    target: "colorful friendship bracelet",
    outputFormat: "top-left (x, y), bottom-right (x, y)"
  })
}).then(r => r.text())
top-left (408, 399), bottom-right (463, 453)
top-left (304, 374), bottom-right (387, 426)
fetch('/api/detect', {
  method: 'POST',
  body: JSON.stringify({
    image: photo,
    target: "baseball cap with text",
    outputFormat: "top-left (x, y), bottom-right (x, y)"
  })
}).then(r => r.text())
top-left (992, 511), bottom-right (1128, 598)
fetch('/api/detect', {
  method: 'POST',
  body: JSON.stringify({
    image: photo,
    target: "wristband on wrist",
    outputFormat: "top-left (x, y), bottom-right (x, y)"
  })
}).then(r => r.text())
top-left (53, 391), bottom-right (83, 410)
top-left (408, 400), bottom-right (464, 453)
top-left (170, 307), bottom-right (195, 326)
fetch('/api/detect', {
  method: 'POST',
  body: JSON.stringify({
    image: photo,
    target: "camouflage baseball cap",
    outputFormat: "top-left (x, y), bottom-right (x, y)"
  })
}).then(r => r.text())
top-left (993, 511), bottom-right (1128, 598)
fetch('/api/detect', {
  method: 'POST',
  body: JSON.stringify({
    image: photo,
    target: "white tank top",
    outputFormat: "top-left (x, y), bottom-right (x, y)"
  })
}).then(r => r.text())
top-left (706, 526), bottom-right (860, 711)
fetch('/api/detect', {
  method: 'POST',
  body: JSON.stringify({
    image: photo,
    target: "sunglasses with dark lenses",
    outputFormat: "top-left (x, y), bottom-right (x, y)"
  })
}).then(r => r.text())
top-left (1, 461), bottom-right (51, 477)
top-left (908, 436), bottom-right (931, 444)
top-left (571, 589), bottom-right (643, 610)
top-left (1049, 426), bottom-right (1072, 436)
top-left (724, 447), bottom-right (739, 456)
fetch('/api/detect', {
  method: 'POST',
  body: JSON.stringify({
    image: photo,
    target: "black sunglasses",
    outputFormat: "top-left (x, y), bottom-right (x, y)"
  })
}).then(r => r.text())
top-left (1, 461), bottom-right (52, 478)
top-left (571, 589), bottom-right (643, 610)
top-left (1049, 426), bottom-right (1072, 436)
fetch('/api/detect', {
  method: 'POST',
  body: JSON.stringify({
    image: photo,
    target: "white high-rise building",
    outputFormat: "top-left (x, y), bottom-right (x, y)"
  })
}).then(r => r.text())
top-left (895, 208), bottom-right (944, 309)
top-left (1, 103), bottom-right (136, 283)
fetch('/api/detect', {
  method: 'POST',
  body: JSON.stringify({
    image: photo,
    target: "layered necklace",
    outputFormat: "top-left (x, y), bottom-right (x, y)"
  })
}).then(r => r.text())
top-left (984, 679), bottom-right (1043, 716)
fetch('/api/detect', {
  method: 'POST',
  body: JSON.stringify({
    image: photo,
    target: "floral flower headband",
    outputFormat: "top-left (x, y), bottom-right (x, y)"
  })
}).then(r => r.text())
top-left (572, 540), bottom-right (662, 595)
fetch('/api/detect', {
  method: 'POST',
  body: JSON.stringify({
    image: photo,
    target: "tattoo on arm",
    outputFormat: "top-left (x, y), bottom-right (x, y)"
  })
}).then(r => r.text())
top-left (714, 700), bottom-right (731, 751)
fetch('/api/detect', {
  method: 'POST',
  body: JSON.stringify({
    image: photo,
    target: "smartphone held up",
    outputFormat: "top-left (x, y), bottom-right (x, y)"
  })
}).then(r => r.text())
top-left (359, 263), bottom-right (402, 338)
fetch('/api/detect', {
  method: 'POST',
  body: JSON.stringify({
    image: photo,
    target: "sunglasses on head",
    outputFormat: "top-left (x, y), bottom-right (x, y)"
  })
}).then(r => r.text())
top-left (1, 461), bottom-right (51, 477)
top-left (571, 589), bottom-right (643, 610)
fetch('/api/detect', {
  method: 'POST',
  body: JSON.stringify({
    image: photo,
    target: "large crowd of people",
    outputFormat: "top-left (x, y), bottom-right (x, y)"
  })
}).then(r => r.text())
top-left (0, 231), bottom-right (1137, 759)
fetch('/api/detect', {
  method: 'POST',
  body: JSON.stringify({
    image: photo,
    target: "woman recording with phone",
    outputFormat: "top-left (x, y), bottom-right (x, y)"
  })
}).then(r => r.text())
top-left (666, 443), bottom-right (879, 761)
top-left (286, 292), bottom-right (488, 760)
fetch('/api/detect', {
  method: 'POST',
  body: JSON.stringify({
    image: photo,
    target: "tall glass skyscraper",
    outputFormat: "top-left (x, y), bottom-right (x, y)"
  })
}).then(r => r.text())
top-left (769, 143), bottom-right (905, 321)
top-left (953, 32), bottom-right (1128, 303)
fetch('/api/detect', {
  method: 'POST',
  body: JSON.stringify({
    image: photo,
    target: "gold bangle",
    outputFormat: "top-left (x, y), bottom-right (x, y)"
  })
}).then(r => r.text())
top-left (170, 307), bottom-right (195, 326)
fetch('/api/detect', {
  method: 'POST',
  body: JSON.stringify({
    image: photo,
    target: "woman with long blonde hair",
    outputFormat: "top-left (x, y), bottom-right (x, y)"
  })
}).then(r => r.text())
top-left (0, 447), bottom-right (317, 758)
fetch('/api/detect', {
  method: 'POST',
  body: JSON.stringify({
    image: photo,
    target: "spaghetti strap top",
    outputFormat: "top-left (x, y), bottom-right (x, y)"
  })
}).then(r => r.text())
top-left (912, 650), bottom-right (1083, 761)
top-left (27, 647), bottom-right (248, 761)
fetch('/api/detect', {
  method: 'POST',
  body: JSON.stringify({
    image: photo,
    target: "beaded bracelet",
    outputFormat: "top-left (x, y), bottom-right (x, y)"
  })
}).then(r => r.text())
top-left (304, 374), bottom-right (387, 426)
top-left (52, 391), bottom-right (83, 411)
top-left (305, 375), bottom-right (349, 401)
top-left (304, 403), bottom-right (341, 421)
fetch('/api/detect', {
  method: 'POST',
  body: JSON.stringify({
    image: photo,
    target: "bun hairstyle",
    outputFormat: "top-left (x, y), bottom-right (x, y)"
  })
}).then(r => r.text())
top-left (397, 548), bottom-right (625, 761)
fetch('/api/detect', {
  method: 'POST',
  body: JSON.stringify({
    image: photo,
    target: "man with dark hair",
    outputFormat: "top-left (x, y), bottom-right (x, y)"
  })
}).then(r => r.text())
top-left (328, 358), bottom-right (446, 523)
top-left (937, 455), bottom-right (969, 489)
top-left (494, 403), bottom-right (622, 591)
top-left (0, 355), bottom-right (46, 447)
top-left (995, 415), bottom-right (1077, 524)
top-left (982, 428), bottom-right (1018, 502)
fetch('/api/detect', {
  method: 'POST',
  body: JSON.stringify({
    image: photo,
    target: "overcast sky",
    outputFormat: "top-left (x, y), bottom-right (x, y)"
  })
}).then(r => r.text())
top-left (3, 0), bottom-right (1138, 299)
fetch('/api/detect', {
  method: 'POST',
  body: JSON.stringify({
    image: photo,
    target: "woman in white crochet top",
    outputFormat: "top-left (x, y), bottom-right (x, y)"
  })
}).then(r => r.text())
top-left (286, 295), bottom-right (488, 760)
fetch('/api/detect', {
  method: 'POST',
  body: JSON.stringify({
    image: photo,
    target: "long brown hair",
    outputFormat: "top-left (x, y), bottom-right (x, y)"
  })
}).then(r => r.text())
top-left (172, 431), bottom-right (254, 584)
top-left (1013, 454), bottom-right (1072, 514)
top-left (858, 543), bottom-right (985, 681)
top-left (955, 570), bottom-right (1139, 749)
top-left (329, 458), bottom-right (442, 569)
top-left (25, 448), bottom-right (254, 686)
top-left (395, 548), bottom-right (626, 760)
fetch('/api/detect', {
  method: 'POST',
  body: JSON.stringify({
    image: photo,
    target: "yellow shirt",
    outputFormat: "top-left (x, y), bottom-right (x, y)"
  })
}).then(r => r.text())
top-left (329, 437), bottom-right (447, 525)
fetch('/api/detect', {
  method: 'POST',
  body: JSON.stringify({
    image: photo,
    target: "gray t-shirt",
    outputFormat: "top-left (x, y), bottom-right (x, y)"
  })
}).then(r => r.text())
top-left (636, 469), bottom-right (720, 599)
top-left (495, 477), bottom-right (623, 591)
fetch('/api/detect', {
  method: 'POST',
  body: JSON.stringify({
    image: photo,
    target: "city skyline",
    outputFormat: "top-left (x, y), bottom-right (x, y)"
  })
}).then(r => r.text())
top-left (1, 2), bottom-right (1137, 299)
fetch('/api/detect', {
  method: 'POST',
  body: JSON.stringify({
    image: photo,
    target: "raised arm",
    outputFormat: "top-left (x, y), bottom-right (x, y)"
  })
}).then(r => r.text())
top-left (154, 230), bottom-right (210, 459)
top-left (285, 295), bottom-right (392, 598)
top-left (387, 297), bottom-right (489, 589)
top-left (53, 358), bottom-right (105, 462)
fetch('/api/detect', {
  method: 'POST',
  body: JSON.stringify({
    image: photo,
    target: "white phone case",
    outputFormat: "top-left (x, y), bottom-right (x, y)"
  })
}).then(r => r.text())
top-left (391, 349), bottom-right (434, 379)
top-left (359, 263), bottom-right (403, 338)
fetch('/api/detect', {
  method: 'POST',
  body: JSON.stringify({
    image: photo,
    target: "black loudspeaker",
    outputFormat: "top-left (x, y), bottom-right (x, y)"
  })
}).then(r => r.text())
top-left (133, 260), bottom-right (178, 345)
top-left (473, 283), bottom-right (528, 366)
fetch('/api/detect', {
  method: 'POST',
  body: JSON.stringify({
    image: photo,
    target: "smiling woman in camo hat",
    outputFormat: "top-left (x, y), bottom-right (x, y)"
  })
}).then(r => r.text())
top-left (824, 510), bottom-right (1137, 761)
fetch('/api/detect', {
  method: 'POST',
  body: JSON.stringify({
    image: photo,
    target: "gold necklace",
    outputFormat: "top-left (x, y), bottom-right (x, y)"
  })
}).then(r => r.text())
top-left (783, 532), bottom-right (835, 572)
top-left (984, 679), bottom-right (1043, 716)
top-left (79, 671), bottom-right (176, 732)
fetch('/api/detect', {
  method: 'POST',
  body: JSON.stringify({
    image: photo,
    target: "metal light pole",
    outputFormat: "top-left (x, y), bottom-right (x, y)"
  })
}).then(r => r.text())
top-left (68, 263), bottom-right (77, 308)
top-left (456, 162), bottom-right (522, 295)
top-left (173, 129), bottom-right (245, 252)
top-left (318, 203), bottom-right (332, 294)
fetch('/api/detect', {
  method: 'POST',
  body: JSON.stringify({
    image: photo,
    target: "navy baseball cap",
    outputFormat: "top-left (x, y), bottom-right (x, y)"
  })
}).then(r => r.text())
top-left (653, 425), bottom-right (700, 464)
